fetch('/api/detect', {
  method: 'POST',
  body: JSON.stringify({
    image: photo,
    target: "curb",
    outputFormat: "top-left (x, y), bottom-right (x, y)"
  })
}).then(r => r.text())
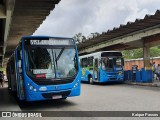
top-left (124, 81), bottom-right (160, 87)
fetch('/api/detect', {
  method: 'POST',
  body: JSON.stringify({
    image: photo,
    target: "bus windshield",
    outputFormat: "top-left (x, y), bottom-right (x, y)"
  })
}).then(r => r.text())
top-left (101, 57), bottom-right (124, 71)
top-left (25, 46), bottom-right (78, 79)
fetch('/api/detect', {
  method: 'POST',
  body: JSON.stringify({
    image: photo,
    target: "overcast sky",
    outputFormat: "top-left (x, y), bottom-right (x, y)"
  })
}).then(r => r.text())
top-left (33, 0), bottom-right (160, 37)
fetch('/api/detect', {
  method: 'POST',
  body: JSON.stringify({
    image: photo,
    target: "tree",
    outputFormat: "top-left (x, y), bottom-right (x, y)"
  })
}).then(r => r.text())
top-left (81, 36), bottom-right (86, 42)
top-left (73, 33), bottom-right (86, 44)
top-left (150, 47), bottom-right (160, 57)
top-left (123, 46), bottom-right (160, 59)
top-left (87, 32), bottom-right (100, 39)
top-left (122, 48), bottom-right (143, 59)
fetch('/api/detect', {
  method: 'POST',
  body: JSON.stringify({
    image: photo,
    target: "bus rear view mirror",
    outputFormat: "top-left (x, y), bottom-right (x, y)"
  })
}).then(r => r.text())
top-left (18, 60), bottom-right (21, 68)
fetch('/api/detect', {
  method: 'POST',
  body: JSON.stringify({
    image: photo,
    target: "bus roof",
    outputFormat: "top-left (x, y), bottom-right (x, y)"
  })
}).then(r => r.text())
top-left (21, 36), bottom-right (73, 41)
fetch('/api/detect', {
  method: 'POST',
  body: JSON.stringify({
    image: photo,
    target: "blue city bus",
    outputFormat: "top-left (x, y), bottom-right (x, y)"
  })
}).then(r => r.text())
top-left (6, 36), bottom-right (81, 101)
top-left (80, 51), bottom-right (124, 84)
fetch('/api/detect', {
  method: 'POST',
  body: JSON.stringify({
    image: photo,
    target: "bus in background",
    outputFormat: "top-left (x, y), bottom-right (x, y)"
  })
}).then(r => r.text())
top-left (80, 51), bottom-right (124, 84)
top-left (6, 36), bottom-right (81, 101)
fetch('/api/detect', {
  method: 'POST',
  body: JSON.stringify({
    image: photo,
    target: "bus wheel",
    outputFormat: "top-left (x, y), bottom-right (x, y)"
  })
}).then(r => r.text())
top-left (89, 76), bottom-right (94, 84)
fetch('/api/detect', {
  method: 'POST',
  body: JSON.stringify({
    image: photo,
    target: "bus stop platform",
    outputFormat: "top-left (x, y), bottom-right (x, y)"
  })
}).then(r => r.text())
top-left (124, 80), bottom-right (160, 87)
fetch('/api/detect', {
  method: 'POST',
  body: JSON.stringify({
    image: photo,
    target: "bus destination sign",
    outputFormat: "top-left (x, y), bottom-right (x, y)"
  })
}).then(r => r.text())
top-left (30, 39), bottom-right (74, 46)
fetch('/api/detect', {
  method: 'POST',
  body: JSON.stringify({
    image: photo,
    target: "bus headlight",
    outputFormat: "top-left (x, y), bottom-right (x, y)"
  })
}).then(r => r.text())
top-left (29, 85), bottom-right (34, 90)
top-left (33, 88), bottom-right (37, 92)
top-left (28, 84), bottom-right (37, 92)
top-left (74, 80), bottom-right (80, 88)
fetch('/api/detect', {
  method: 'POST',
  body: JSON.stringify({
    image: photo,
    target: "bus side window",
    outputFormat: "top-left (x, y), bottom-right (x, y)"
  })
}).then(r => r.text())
top-left (80, 59), bottom-right (83, 67)
top-left (88, 57), bottom-right (93, 67)
top-left (17, 46), bottom-right (22, 72)
top-left (82, 58), bottom-right (88, 67)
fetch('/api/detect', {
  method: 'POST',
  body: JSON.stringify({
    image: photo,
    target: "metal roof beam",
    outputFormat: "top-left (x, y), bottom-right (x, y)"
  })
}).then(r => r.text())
top-left (2, 0), bottom-right (15, 67)
top-left (79, 25), bottom-right (160, 54)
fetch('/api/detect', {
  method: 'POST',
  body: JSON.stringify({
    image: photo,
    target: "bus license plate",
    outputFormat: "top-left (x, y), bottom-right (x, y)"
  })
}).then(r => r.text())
top-left (52, 95), bottom-right (62, 99)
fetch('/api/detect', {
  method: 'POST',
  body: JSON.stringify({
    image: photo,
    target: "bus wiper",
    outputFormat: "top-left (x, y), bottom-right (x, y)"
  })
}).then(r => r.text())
top-left (28, 48), bottom-right (36, 68)
top-left (55, 47), bottom-right (65, 61)
top-left (55, 52), bottom-right (57, 67)
top-left (52, 50), bottom-right (57, 78)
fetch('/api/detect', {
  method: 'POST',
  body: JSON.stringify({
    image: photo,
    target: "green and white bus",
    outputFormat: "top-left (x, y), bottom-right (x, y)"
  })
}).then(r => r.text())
top-left (80, 51), bottom-right (124, 84)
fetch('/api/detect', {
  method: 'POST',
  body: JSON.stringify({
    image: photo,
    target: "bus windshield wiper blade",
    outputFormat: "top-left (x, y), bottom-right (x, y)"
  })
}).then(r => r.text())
top-left (55, 47), bottom-right (65, 61)
top-left (52, 49), bottom-right (57, 78)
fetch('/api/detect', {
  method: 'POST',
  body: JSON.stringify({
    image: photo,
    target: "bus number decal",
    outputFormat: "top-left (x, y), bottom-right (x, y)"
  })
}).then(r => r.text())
top-left (82, 68), bottom-right (86, 76)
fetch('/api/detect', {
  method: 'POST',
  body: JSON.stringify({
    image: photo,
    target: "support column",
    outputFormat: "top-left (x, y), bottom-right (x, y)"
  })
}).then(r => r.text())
top-left (143, 45), bottom-right (151, 70)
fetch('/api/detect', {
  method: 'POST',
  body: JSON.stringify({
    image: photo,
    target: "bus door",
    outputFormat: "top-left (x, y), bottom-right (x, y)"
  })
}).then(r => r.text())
top-left (88, 56), bottom-right (94, 75)
top-left (16, 48), bottom-right (25, 100)
top-left (94, 58), bottom-right (99, 80)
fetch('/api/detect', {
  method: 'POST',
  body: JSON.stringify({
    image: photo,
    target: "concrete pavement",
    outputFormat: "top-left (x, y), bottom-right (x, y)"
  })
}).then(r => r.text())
top-left (0, 83), bottom-right (160, 119)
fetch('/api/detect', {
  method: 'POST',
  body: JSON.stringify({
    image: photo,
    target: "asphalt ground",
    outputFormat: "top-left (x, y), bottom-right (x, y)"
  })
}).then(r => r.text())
top-left (0, 82), bottom-right (160, 120)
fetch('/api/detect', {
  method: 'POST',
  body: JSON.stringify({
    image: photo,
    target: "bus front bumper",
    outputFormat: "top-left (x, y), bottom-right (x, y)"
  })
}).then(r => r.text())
top-left (25, 85), bottom-right (80, 101)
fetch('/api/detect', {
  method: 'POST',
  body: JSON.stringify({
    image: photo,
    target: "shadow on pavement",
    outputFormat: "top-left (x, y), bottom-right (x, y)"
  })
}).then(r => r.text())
top-left (0, 85), bottom-right (78, 111)
top-left (17, 99), bottom-right (78, 111)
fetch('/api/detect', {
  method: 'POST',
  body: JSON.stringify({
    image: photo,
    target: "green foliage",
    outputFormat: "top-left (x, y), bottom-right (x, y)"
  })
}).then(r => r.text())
top-left (157, 45), bottom-right (160, 49)
top-left (88, 32), bottom-right (100, 38)
top-left (73, 32), bottom-right (100, 44)
top-left (123, 46), bottom-right (160, 59)
top-left (150, 47), bottom-right (160, 57)
top-left (73, 33), bottom-right (86, 44)
top-left (122, 48), bottom-right (143, 59)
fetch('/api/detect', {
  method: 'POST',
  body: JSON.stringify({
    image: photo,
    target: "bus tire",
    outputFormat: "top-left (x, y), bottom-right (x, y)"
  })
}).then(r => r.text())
top-left (89, 76), bottom-right (93, 84)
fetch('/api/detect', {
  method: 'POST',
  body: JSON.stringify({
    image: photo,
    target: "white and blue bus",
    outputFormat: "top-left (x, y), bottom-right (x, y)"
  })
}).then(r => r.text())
top-left (80, 51), bottom-right (124, 84)
top-left (6, 36), bottom-right (81, 101)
